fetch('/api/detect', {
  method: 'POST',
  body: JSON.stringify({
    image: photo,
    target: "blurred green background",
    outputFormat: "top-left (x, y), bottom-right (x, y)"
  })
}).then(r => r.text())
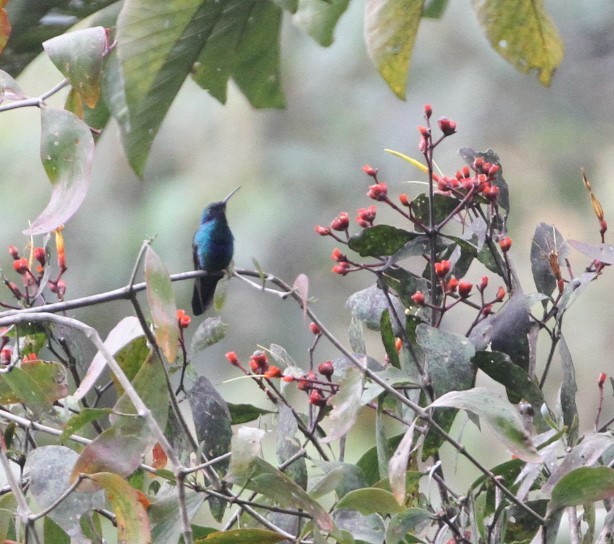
top-left (1, 0), bottom-right (612, 502)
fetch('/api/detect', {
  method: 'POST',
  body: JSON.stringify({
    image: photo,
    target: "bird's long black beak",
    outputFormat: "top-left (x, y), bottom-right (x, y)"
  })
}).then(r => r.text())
top-left (223, 186), bottom-right (241, 204)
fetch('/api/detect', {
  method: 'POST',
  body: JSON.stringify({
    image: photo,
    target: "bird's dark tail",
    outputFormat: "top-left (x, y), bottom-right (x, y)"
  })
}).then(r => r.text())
top-left (192, 276), bottom-right (221, 315)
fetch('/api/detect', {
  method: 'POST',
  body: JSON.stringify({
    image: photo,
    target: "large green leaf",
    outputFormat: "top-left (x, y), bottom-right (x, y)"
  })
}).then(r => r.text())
top-left (293, 0), bottom-right (350, 47)
top-left (530, 223), bottom-right (568, 298)
top-left (336, 487), bottom-right (405, 515)
top-left (322, 366), bottom-right (364, 443)
top-left (116, 0), bottom-right (284, 175)
top-left (549, 467), bottom-right (614, 511)
top-left (24, 107), bottom-right (95, 235)
top-left (472, 0), bottom-right (563, 86)
top-left (364, 0), bottom-right (424, 99)
top-left (349, 225), bottom-right (416, 258)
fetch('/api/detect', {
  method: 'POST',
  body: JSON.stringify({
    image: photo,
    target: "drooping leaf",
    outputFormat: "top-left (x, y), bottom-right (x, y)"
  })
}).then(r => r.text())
top-left (430, 387), bottom-right (542, 463)
top-left (555, 271), bottom-right (597, 321)
top-left (24, 107), bottom-right (95, 235)
top-left (364, 0), bottom-right (424, 99)
top-left (530, 223), bottom-right (568, 297)
top-left (190, 316), bottom-right (227, 355)
top-left (388, 421), bottom-right (416, 504)
top-left (557, 335), bottom-right (578, 445)
top-left (26, 446), bottom-right (105, 541)
top-left (549, 467), bottom-right (614, 511)
top-left (417, 325), bottom-right (475, 457)
top-left (191, 1), bottom-right (284, 109)
top-left (332, 509), bottom-right (385, 544)
top-left (472, 0), bottom-right (564, 86)
top-left (337, 487), bottom-right (405, 515)
top-left (276, 403), bottom-right (307, 489)
top-left (292, 0), bottom-right (350, 47)
top-left (349, 225), bottom-right (416, 257)
top-left (188, 375), bottom-right (232, 475)
top-left (74, 316), bottom-right (145, 400)
top-left (293, 273), bottom-right (309, 319)
top-left (85, 472), bottom-right (151, 544)
top-left (144, 245), bottom-right (178, 363)
top-left (309, 461), bottom-right (367, 499)
top-left (322, 366), bottom-right (364, 443)
top-left (43, 27), bottom-right (107, 108)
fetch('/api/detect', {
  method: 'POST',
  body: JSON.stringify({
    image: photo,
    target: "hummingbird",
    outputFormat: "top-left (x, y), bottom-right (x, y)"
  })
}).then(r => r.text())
top-left (191, 187), bottom-right (240, 315)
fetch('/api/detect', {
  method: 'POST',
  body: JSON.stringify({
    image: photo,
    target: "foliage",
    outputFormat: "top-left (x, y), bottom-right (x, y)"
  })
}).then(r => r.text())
top-left (0, 4), bottom-right (611, 544)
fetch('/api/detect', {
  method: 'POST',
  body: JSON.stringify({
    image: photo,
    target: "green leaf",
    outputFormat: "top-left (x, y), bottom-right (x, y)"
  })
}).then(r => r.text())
top-left (0, 360), bottom-right (67, 409)
top-left (550, 467), bottom-right (614, 511)
top-left (557, 336), bottom-right (578, 445)
top-left (189, 376), bottom-right (232, 476)
top-left (228, 456), bottom-right (334, 532)
top-left (43, 27), bottom-right (107, 108)
top-left (430, 387), bottom-right (542, 463)
top-left (567, 239), bottom-right (614, 264)
top-left (309, 462), bottom-right (367, 499)
top-left (364, 0), bottom-right (424, 99)
top-left (85, 472), bottom-right (151, 544)
top-left (292, 0), bottom-right (350, 47)
top-left (144, 245), bottom-right (179, 363)
top-left (190, 316), bottom-right (227, 355)
top-left (472, 351), bottom-right (543, 408)
top-left (59, 408), bottom-right (113, 444)
top-left (150, 489), bottom-right (205, 543)
top-left (380, 310), bottom-right (400, 369)
top-left (322, 366), bottom-right (364, 443)
top-left (417, 325), bottom-right (475, 457)
top-left (0, 69), bottom-right (25, 100)
top-left (24, 107), bottom-right (95, 235)
top-left (411, 193), bottom-right (458, 227)
top-left (276, 403), bottom-right (307, 489)
top-left (336, 488), bottom-right (405, 515)
top-left (348, 225), bottom-right (415, 257)
top-left (357, 433), bottom-right (404, 485)
top-left (0, 492), bottom-right (16, 543)
top-left (192, 1), bottom-right (284, 109)
top-left (473, 0), bottom-right (564, 86)
top-left (530, 223), bottom-right (568, 297)
top-left (227, 403), bottom-right (274, 425)
top-left (386, 508), bottom-right (432, 544)
top-left (199, 528), bottom-right (289, 543)
top-left (380, 267), bottom-right (428, 310)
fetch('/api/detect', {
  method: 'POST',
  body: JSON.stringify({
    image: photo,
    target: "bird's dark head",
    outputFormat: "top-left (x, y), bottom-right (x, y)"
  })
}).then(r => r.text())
top-left (200, 186), bottom-right (240, 223)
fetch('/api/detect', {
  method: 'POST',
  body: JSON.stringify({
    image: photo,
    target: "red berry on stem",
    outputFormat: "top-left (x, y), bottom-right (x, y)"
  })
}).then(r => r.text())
top-left (318, 361), bottom-right (334, 378)
top-left (331, 212), bottom-right (350, 231)
top-left (315, 225), bottom-right (331, 236)
top-left (496, 286), bottom-right (506, 302)
top-left (367, 182), bottom-right (388, 201)
top-left (8, 245), bottom-right (19, 259)
top-left (225, 351), bottom-right (240, 366)
top-left (309, 389), bottom-right (327, 407)
top-left (12, 258), bottom-right (28, 275)
top-left (598, 372), bottom-right (607, 386)
top-left (499, 236), bottom-right (512, 252)
top-left (399, 193), bottom-right (411, 207)
top-left (411, 291), bottom-right (425, 305)
top-left (458, 280), bottom-right (473, 298)
top-left (424, 104), bottom-right (432, 119)
top-left (33, 247), bottom-right (46, 266)
top-left (309, 322), bottom-right (321, 335)
top-left (361, 164), bottom-right (378, 178)
top-left (437, 116), bottom-right (457, 136)
top-left (434, 260), bottom-right (451, 278)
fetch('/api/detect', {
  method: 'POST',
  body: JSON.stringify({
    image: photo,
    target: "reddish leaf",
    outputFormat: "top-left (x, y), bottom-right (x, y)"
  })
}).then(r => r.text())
top-left (24, 107), bottom-right (94, 235)
top-left (144, 245), bottom-right (178, 363)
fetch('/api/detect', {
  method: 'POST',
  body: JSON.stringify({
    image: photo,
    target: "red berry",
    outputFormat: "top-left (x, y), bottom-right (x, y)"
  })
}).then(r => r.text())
top-left (309, 322), bottom-right (321, 335)
top-left (367, 182), bottom-right (388, 201)
top-left (479, 276), bottom-right (489, 291)
top-left (458, 280), bottom-right (473, 298)
top-left (417, 125), bottom-right (429, 136)
top-left (0, 348), bottom-right (11, 365)
top-left (331, 248), bottom-right (346, 262)
top-left (179, 315), bottom-right (191, 328)
top-left (434, 260), bottom-right (451, 278)
top-left (317, 361), bottom-right (334, 378)
top-left (225, 351), bottom-right (239, 366)
top-left (309, 389), bottom-right (327, 407)
top-left (437, 116), bottom-right (457, 136)
top-left (33, 247), bottom-right (46, 266)
top-left (282, 375), bottom-right (295, 383)
top-left (361, 164), bottom-right (378, 178)
top-left (55, 279), bottom-right (66, 298)
top-left (499, 236), bottom-right (512, 252)
top-left (598, 372), bottom-right (607, 386)
top-left (332, 262), bottom-right (351, 276)
top-left (447, 276), bottom-right (459, 293)
top-left (12, 258), bottom-right (28, 275)
top-left (8, 245), bottom-right (19, 259)
top-left (411, 291), bottom-right (425, 305)
top-left (264, 365), bottom-right (282, 379)
top-left (331, 212), bottom-right (350, 231)
top-left (423, 104), bottom-right (432, 119)
top-left (481, 304), bottom-right (493, 316)
top-left (395, 337), bottom-right (402, 352)
top-left (399, 193), bottom-right (411, 207)
top-left (483, 185), bottom-right (500, 202)
top-left (495, 287), bottom-right (506, 302)
top-left (315, 225), bottom-right (331, 236)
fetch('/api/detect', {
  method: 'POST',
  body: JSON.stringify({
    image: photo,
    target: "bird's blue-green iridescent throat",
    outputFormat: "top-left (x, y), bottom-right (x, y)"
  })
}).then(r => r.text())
top-left (191, 186), bottom-right (240, 315)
